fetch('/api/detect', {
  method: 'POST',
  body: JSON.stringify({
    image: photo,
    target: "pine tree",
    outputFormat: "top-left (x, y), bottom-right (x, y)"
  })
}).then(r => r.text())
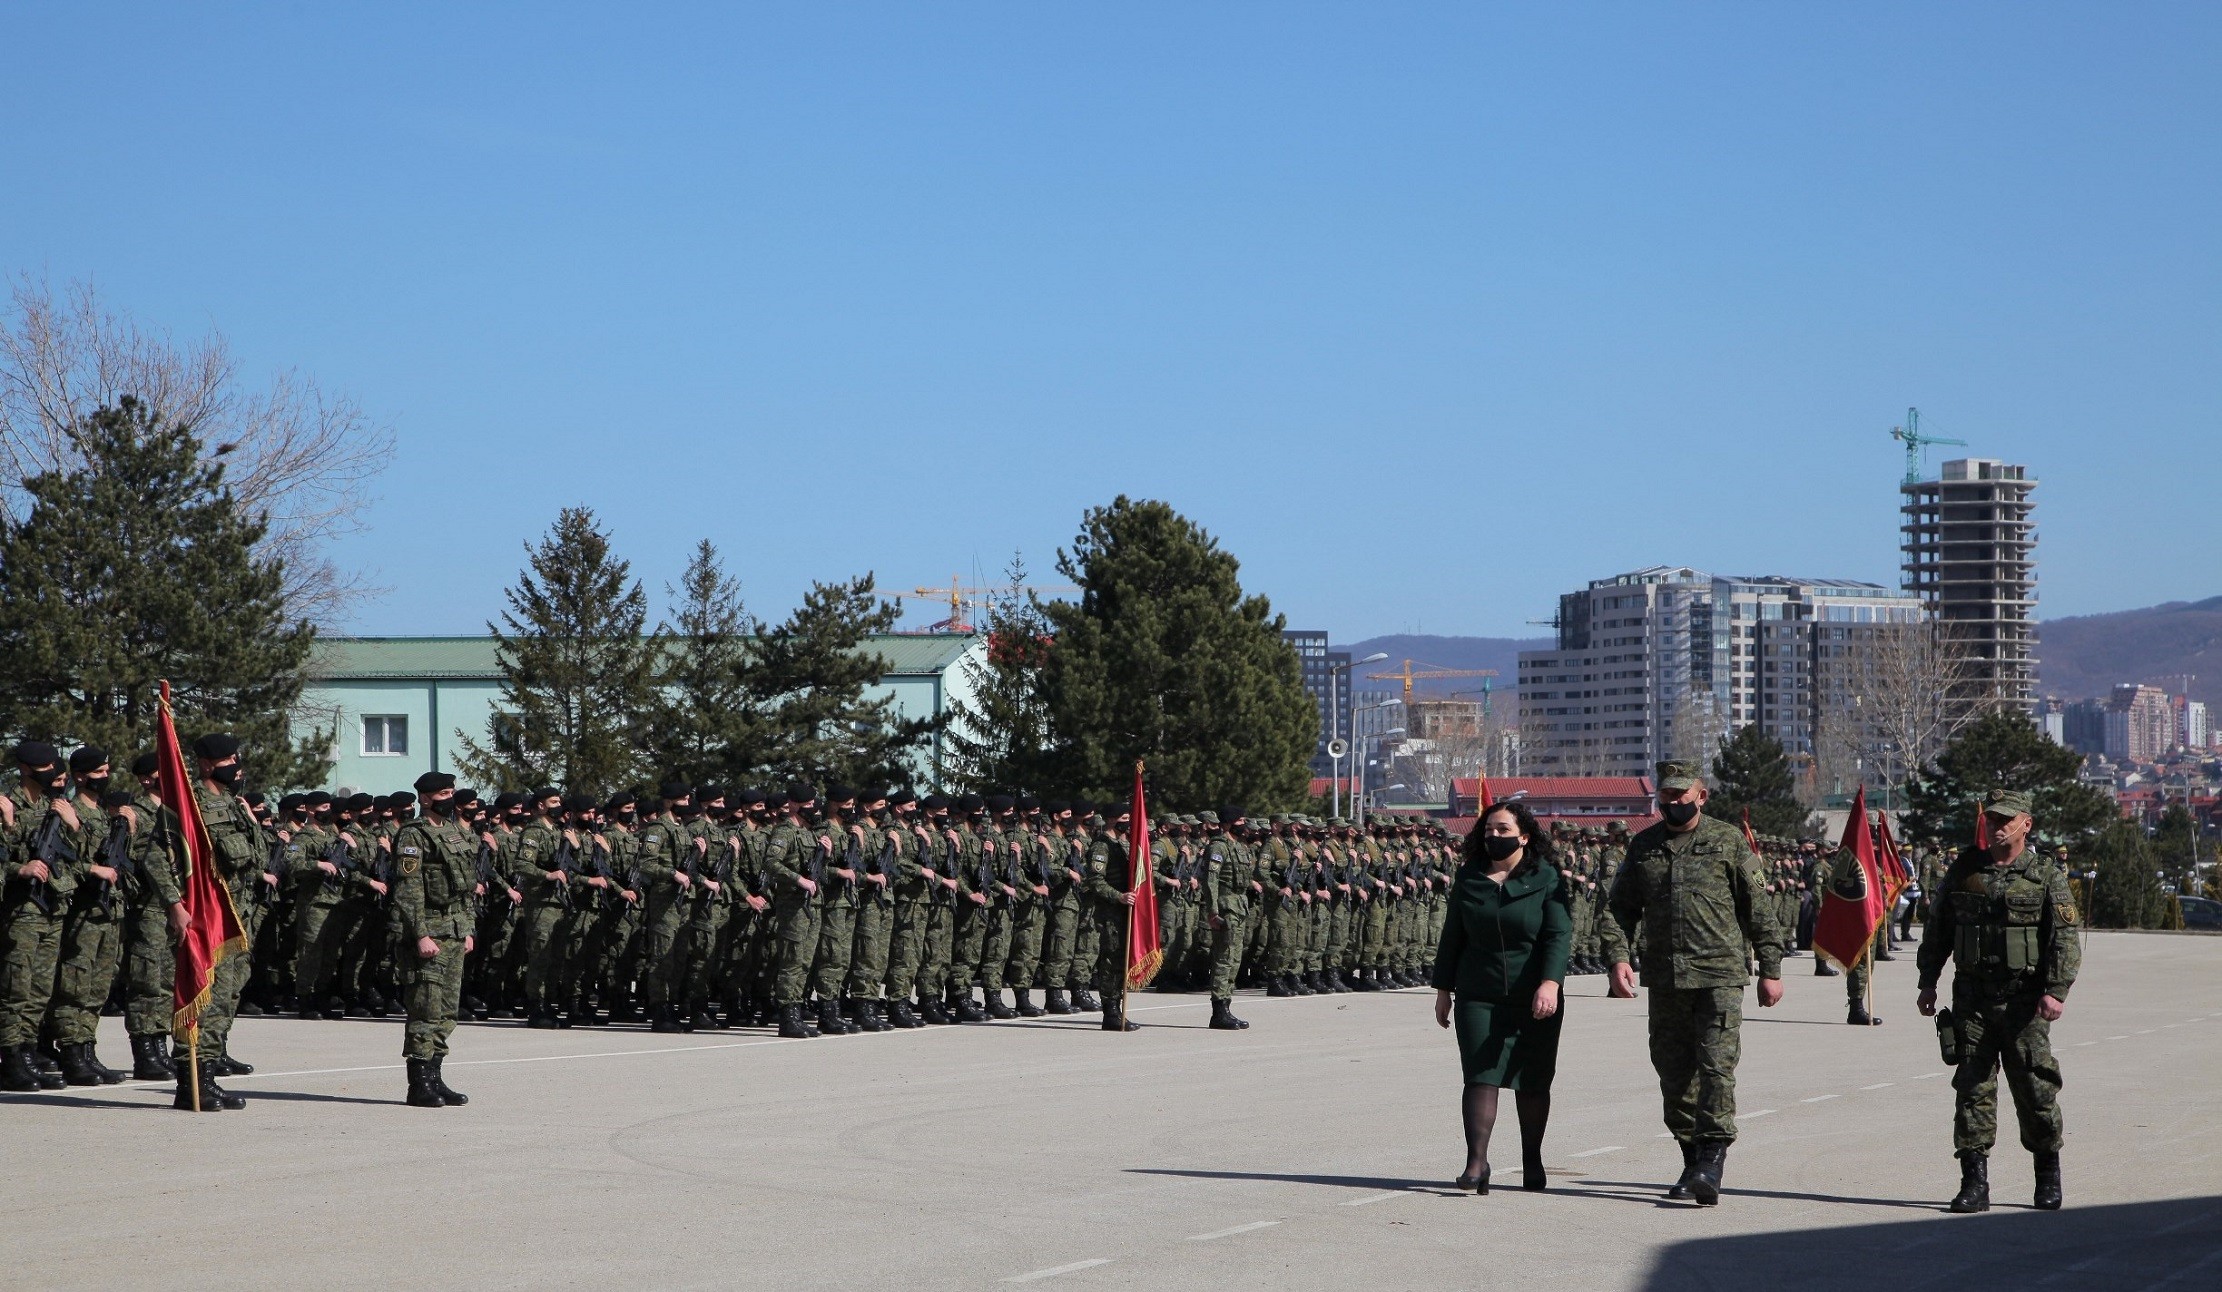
top-left (942, 552), bottom-right (1055, 793)
top-left (1706, 724), bottom-right (1810, 837)
top-left (0, 398), bottom-right (327, 788)
top-left (456, 507), bottom-right (656, 796)
top-left (643, 539), bottom-right (756, 786)
top-left (1900, 709), bottom-right (2116, 850)
top-left (1043, 496), bottom-right (1315, 809)
top-left (2087, 820), bottom-right (2167, 929)
top-left (744, 573), bottom-right (937, 787)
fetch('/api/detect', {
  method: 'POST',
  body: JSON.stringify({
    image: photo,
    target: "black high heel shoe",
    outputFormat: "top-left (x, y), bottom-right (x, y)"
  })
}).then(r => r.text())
top-left (1453, 1167), bottom-right (1490, 1195)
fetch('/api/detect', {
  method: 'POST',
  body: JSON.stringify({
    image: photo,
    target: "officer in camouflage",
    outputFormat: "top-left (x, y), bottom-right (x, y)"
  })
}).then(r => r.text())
top-left (392, 771), bottom-right (478, 1108)
top-left (1600, 759), bottom-right (1785, 1207)
top-left (1917, 789), bottom-right (2079, 1214)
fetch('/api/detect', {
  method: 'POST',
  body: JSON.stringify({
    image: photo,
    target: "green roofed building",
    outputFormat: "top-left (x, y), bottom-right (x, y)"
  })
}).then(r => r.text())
top-left (298, 633), bottom-right (985, 795)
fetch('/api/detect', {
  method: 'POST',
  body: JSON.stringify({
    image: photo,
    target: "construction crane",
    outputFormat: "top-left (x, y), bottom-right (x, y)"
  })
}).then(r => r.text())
top-left (908, 575), bottom-right (1076, 633)
top-left (1890, 407), bottom-right (1968, 484)
top-left (1449, 678), bottom-right (1497, 718)
top-left (1368, 659), bottom-right (1501, 708)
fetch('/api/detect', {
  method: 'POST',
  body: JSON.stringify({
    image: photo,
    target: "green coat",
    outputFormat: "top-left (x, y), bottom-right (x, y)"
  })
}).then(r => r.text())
top-left (1431, 859), bottom-right (1571, 1001)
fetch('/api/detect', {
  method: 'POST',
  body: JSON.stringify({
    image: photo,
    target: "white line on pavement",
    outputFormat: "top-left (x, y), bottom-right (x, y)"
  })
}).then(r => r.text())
top-left (1569, 1146), bottom-right (1624, 1158)
top-left (1861, 1082), bottom-right (1895, 1090)
top-left (2109, 1035), bottom-right (2130, 1040)
top-left (1743, 1109), bottom-right (1777, 1119)
top-left (2141, 1246), bottom-right (2222, 1290)
top-left (1341, 1191), bottom-right (1413, 1207)
top-left (1186, 1221), bottom-right (1280, 1241)
top-left (1005, 1259), bottom-right (1113, 1283)
top-left (1911, 1072), bottom-right (1944, 1079)
top-left (1802, 1094), bottom-right (1841, 1103)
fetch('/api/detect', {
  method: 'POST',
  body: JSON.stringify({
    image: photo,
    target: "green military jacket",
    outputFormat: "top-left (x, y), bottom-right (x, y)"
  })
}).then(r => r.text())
top-left (194, 785), bottom-right (264, 901)
top-left (392, 813), bottom-right (479, 946)
top-left (125, 793), bottom-right (185, 909)
top-left (1915, 845), bottom-right (2080, 1000)
top-left (1201, 830), bottom-right (1253, 921)
top-left (1601, 812), bottom-right (1783, 988)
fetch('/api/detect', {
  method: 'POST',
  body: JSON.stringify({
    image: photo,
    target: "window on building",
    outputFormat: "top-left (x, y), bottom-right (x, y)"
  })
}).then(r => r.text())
top-left (361, 715), bottom-right (409, 757)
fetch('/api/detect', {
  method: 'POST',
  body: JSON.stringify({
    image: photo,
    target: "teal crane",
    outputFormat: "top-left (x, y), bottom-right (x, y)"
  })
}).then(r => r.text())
top-left (1890, 407), bottom-right (1968, 484)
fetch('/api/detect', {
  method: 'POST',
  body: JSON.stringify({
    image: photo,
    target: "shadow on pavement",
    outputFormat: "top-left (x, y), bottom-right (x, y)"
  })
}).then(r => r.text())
top-left (1636, 1194), bottom-right (2222, 1292)
top-left (1583, 1178), bottom-right (1940, 1211)
top-left (1127, 1168), bottom-right (1443, 1192)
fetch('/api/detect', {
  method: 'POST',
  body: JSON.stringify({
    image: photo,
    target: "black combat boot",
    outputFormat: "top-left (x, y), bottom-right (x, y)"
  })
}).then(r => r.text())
top-left (955, 990), bottom-right (989, 1022)
top-left (862, 1000), bottom-right (892, 1032)
top-left (1814, 960), bottom-right (1839, 977)
top-left (430, 1056), bottom-right (468, 1106)
top-left (1324, 968), bottom-right (1349, 992)
top-left (527, 1003), bottom-right (560, 1030)
top-left (1071, 988), bottom-right (1100, 1013)
top-left (887, 999), bottom-right (923, 1029)
top-left (1353, 969), bottom-right (1381, 992)
top-left (214, 1039), bottom-right (253, 1076)
top-left (816, 999), bottom-right (848, 1036)
top-left (1014, 989), bottom-right (1046, 1018)
top-left (173, 1058), bottom-right (244, 1111)
top-left (129, 1034), bottom-right (170, 1081)
top-left (67, 1041), bottom-right (125, 1086)
top-left (1664, 1141), bottom-right (1700, 1199)
top-left (32, 1037), bottom-right (60, 1074)
top-left (1043, 989), bottom-right (1074, 1015)
top-left (1307, 970), bottom-right (1328, 994)
top-left (0, 1044), bottom-right (45, 1092)
top-left (1949, 1152), bottom-right (1990, 1213)
top-left (404, 1058), bottom-right (444, 1108)
top-left (1689, 1144), bottom-right (1727, 1206)
top-left (984, 989), bottom-right (1017, 1020)
top-left (322, 995), bottom-right (349, 1021)
top-left (1101, 997), bottom-right (1139, 1032)
top-left (2033, 1151), bottom-right (2062, 1211)
top-left (690, 1003), bottom-right (718, 1032)
top-left (1267, 974), bottom-right (1294, 998)
top-left (647, 1003), bottom-right (681, 1034)
top-left (1208, 998), bottom-right (1250, 1031)
top-left (916, 995), bottom-right (947, 1025)
top-left (1847, 1002), bottom-right (1880, 1026)
top-left (776, 1004), bottom-right (812, 1039)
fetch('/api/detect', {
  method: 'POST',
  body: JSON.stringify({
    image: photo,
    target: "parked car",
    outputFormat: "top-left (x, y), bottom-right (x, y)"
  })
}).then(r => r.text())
top-left (2178, 896), bottom-right (2222, 932)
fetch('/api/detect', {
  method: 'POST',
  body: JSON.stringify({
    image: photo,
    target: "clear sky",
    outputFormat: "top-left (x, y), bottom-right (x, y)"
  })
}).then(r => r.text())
top-left (3, 4), bottom-right (2214, 639)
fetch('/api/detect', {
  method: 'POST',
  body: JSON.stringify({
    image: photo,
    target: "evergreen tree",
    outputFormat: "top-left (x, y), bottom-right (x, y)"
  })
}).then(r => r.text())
top-left (643, 539), bottom-right (756, 786)
top-left (1707, 724), bottom-right (1810, 837)
top-left (456, 507), bottom-right (655, 796)
top-left (1900, 709), bottom-right (2116, 851)
top-left (1043, 497), bottom-right (1315, 809)
top-left (2087, 819), bottom-right (2167, 929)
top-left (2151, 803), bottom-right (2198, 896)
top-left (0, 398), bottom-right (327, 788)
top-left (744, 573), bottom-right (937, 787)
top-left (942, 553), bottom-right (1054, 793)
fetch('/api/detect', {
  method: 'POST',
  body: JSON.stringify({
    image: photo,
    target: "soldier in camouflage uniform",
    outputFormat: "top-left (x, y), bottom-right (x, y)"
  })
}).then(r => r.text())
top-left (1, 742), bottom-right (78, 1092)
top-left (1600, 760), bottom-right (1785, 1206)
top-left (49, 746), bottom-right (128, 1085)
top-left (392, 772), bottom-right (477, 1108)
top-left (1917, 790), bottom-right (2079, 1214)
top-left (1082, 801), bottom-right (1141, 1031)
top-left (1199, 809), bottom-right (1254, 1030)
top-left (119, 751), bottom-right (187, 1080)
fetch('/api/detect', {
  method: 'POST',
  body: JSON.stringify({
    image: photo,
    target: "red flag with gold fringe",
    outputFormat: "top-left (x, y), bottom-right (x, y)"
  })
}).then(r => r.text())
top-left (1811, 786), bottom-right (1889, 971)
top-left (161, 682), bottom-right (247, 1038)
top-left (1125, 761), bottom-right (1163, 991)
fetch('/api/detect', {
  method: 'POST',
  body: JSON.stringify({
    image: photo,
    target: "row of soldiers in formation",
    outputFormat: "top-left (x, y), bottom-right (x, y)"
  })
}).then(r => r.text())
top-left (0, 730), bottom-right (1487, 1108)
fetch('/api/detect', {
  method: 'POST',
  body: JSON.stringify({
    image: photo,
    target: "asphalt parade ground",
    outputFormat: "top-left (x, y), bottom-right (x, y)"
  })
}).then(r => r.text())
top-left (6, 932), bottom-right (2219, 1290)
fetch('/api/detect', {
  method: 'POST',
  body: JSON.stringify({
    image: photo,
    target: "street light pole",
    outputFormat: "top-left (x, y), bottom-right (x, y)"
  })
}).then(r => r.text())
top-left (1330, 652), bottom-right (1389, 820)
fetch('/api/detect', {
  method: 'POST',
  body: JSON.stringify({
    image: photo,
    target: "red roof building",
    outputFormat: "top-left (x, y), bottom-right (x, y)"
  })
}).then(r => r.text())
top-left (1450, 776), bottom-right (1655, 818)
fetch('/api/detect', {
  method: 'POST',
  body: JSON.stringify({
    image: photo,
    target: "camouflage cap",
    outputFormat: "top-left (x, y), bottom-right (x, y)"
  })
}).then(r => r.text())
top-left (1195, 810), bottom-right (1220, 826)
top-left (1655, 760), bottom-right (1703, 791)
top-left (1984, 789), bottom-right (2034, 818)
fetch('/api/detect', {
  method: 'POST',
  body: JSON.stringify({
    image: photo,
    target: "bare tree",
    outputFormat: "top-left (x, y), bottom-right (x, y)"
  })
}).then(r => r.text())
top-left (0, 276), bottom-right (392, 625)
top-left (1850, 621), bottom-right (2001, 789)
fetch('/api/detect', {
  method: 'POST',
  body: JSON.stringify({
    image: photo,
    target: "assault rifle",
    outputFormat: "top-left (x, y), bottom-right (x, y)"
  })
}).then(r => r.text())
top-left (97, 814), bottom-right (133, 916)
top-left (24, 809), bottom-right (77, 915)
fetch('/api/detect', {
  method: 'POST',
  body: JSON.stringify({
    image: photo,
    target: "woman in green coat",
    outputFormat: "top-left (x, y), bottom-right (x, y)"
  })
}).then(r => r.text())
top-left (1432, 799), bottom-right (1571, 1194)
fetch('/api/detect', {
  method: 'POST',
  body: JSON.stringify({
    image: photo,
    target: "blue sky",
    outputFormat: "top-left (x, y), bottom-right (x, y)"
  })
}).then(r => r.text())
top-left (3, 4), bottom-right (2214, 639)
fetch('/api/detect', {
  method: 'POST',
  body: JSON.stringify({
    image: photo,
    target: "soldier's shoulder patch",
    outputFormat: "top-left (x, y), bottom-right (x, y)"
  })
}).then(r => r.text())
top-left (400, 855), bottom-right (419, 875)
top-left (2057, 899), bottom-right (2078, 925)
top-left (399, 845), bottom-right (421, 855)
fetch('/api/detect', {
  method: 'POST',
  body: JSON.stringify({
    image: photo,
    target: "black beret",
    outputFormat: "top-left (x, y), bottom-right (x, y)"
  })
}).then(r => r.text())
top-left (493, 791), bottom-right (524, 811)
top-left (243, 791), bottom-right (267, 807)
top-left (346, 793), bottom-right (376, 812)
top-left (131, 751), bottom-right (159, 776)
top-left (12, 740), bottom-right (58, 767)
top-left (278, 793), bottom-right (306, 813)
top-left (101, 789), bottom-right (135, 809)
top-left (889, 789), bottom-right (916, 807)
top-left (826, 784), bottom-right (856, 803)
top-left (452, 788), bottom-right (479, 806)
top-left (1070, 798), bottom-right (1095, 816)
top-left (371, 796), bottom-right (392, 809)
top-left (1220, 806), bottom-right (1247, 823)
top-left (736, 788), bottom-right (766, 806)
top-left (786, 782), bottom-right (817, 804)
top-left (390, 791), bottom-right (417, 806)
top-left (761, 790), bottom-right (789, 810)
top-left (659, 780), bottom-right (692, 801)
top-left (413, 771), bottom-right (454, 795)
top-left (191, 733), bottom-right (240, 761)
top-left (985, 794), bottom-right (1015, 813)
top-left (923, 793), bottom-right (950, 811)
top-left (861, 786), bottom-right (889, 804)
top-left (306, 790), bottom-right (333, 807)
top-left (958, 793), bottom-right (985, 813)
top-left (68, 745), bottom-right (108, 773)
top-left (697, 784), bottom-right (726, 804)
top-left (604, 791), bottom-right (637, 811)
top-left (530, 786), bottom-right (562, 803)
top-left (1016, 795), bottom-right (1039, 812)
top-left (564, 793), bottom-right (596, 813)
top-left (1044, 799), bottom-right (1069, 815)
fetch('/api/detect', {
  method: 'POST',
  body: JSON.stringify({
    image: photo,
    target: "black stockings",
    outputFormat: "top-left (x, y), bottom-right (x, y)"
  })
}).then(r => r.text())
top-left (1461, 1084), bottom-right (1551, 1181)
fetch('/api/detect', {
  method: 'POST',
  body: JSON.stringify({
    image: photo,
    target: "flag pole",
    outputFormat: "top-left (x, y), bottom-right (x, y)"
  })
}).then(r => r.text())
top-left (187, 1024), bottom-right (200, 1112)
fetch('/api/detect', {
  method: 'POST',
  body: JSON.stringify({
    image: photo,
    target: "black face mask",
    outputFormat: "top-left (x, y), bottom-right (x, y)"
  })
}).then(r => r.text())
top-left (210, 764), bottom-right (243, 788)
top-left (77, 775), bottom-right (110, 797)
top-left (1661, 800), bottom-right (1700, 827)
top-left (1478, 834), bottom-right (1522, 863)
top-left (44, 775), bottom-right (69, 799)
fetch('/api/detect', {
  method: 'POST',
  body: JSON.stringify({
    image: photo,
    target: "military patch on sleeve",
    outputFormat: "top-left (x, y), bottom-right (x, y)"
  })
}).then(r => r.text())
top-left (2057, 898), bottom-right (2078, 925)
top-left (400, 855), bottom-right (419, 875)
top-left (399, 846), bottom-right (421, 856)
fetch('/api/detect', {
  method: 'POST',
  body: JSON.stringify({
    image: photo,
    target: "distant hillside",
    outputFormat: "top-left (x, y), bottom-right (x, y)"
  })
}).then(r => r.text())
top-left (1334, 633), bottom-right (1551, 698)
top-left (2039, 596), bottom-right (2222, 707)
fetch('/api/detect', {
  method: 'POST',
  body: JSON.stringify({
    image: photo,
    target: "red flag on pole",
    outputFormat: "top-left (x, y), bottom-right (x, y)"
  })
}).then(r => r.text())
top-left (1476, 774), bottom-right (1493, 815)
top-left (1740, 806), bottom-right (1760, 856)
top-left (161, 681), bottom-right (247, 1039)
top-left (1125, 761), bottom-right (1163, 991)
top-left (1874, 813), bottom-right (1910, 909)
top-left (1811, 786), bottom-right (1888, 971)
